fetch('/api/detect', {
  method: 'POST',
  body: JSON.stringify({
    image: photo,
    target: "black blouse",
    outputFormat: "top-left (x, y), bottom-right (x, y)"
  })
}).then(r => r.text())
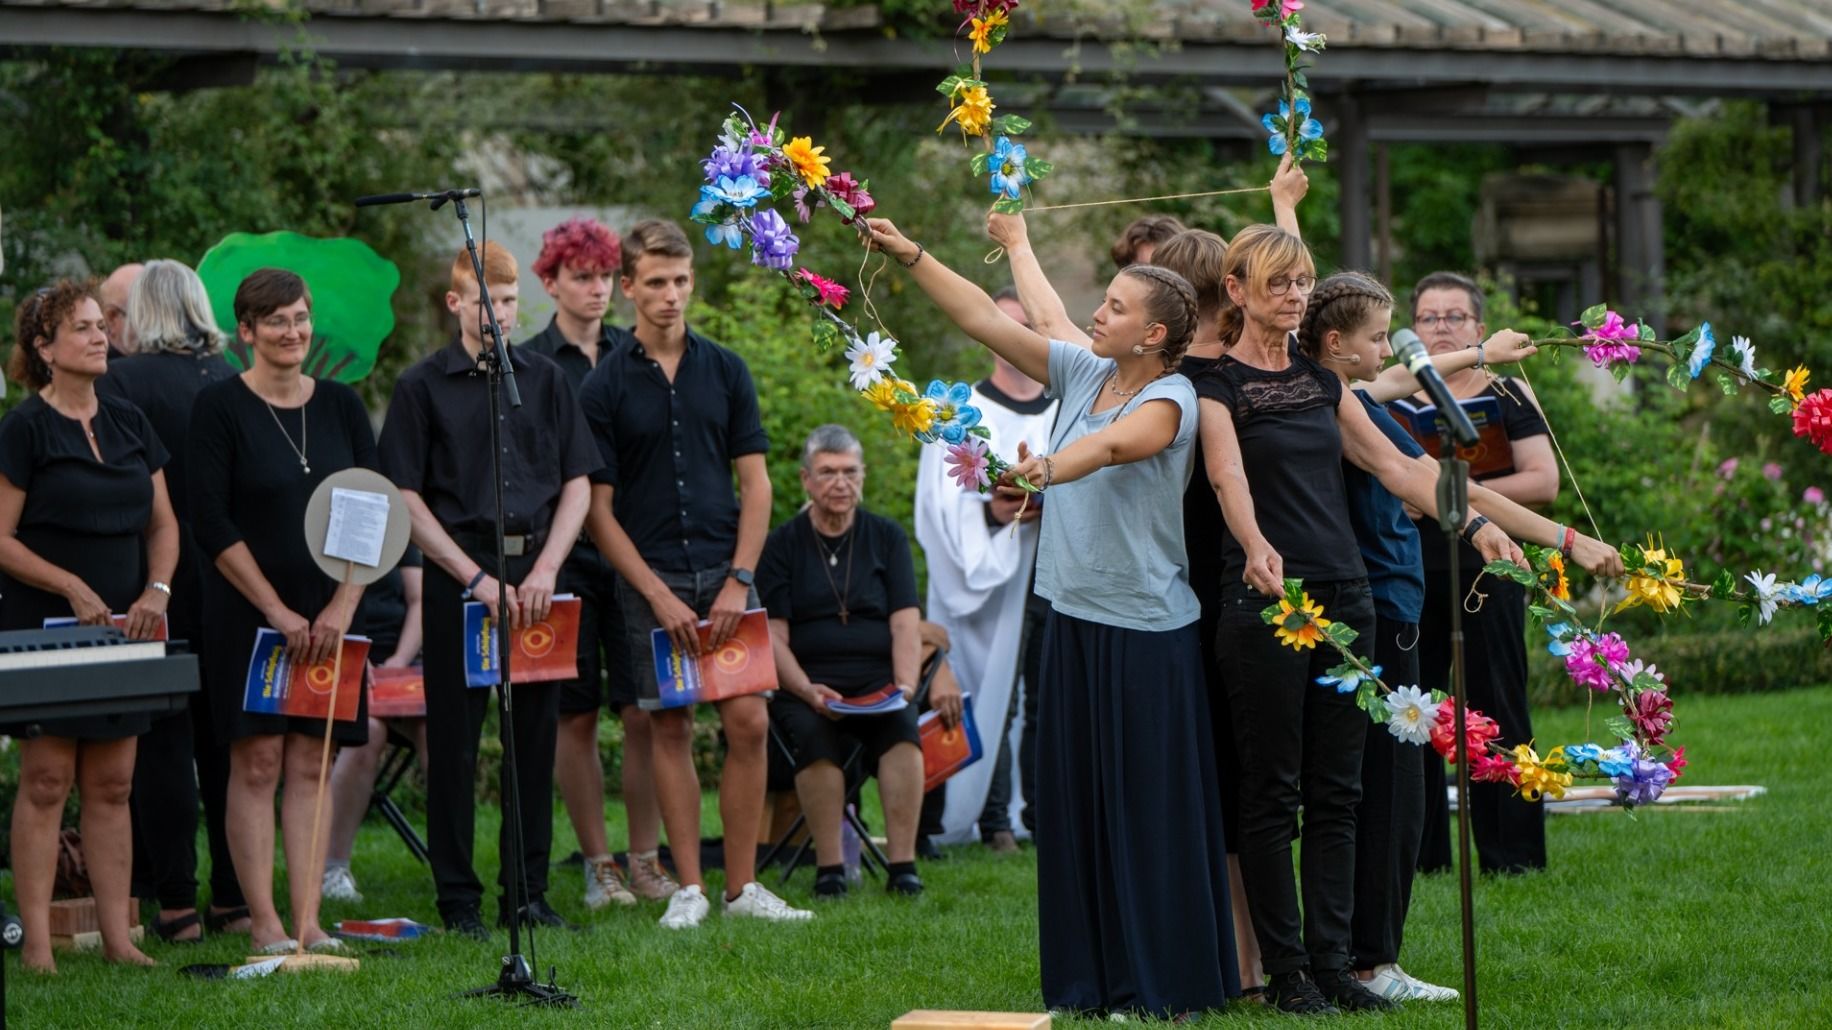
top-left (0, 394), bottom-right (168, 539)
top-left (1194, 342), bottom-right (1366, 584)
top-left (757, 509), bottom-right (919, 695)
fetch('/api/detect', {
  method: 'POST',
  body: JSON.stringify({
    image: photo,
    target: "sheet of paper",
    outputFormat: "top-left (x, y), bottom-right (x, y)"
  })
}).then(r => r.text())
top-left (324, 487), bottom-right (391, 567)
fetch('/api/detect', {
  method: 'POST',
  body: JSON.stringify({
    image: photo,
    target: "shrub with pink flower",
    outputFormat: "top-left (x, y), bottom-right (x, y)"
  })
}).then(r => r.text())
top-left (1564, 632), bottom-right (1630, 691)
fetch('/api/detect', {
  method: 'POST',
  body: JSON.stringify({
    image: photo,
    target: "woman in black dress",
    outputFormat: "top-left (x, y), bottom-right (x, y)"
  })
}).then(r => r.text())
top-left (97, 258), bottom-right (243, 942)
top-left (1, 281), bottom-right (179, 972)
top-left (188, 268), bottom-right (374, 954)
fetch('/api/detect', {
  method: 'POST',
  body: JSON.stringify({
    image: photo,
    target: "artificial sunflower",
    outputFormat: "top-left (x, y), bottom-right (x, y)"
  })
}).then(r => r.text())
top-left (938, 83), bottom-right (995, 138)
top-left (1272, 593), bottom-right (1332, 651)
top-left (1510, 743), bottom-right (1573, 802)
top-left (781, 136), bottom-right (831, 188)
top-left (863, 376), bottom-right (912, 412)
top-left (891, 397), bottom-right (939, 438)
top-left (1784, 365), bottom-right (1811, 407)
top-left (1543, 550), bottom-right (1571, 602)
top-left (968, 9), bottom-right (1009, 54)
top-left (1614, 536), bottom-right (1686, 615)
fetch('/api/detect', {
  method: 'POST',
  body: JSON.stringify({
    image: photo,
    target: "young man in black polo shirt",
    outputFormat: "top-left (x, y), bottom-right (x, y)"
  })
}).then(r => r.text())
top-left (378, 241), bottom-right (601, 938)
top-left (579, 219), bottom-right (810, 928)
top-left (521, 217), bottom-right (677, 910)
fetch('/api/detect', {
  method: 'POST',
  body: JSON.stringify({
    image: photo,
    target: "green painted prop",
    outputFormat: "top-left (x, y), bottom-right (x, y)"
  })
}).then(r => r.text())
top-left (198, 231), bottom-right (399, 383)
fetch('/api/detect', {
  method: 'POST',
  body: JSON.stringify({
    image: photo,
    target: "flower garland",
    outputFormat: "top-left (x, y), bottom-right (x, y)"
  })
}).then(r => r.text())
top-left (1264, 563), bottom-right (1686, 809)
top-left (1251, 0), bottom-right (1328, 163)
top-left (689, 107), bottom-right (1026, 495)
top-left (938, 0), bottom-right (1054, 212)
top-left (1529, 304), bottom-right (1828, 457)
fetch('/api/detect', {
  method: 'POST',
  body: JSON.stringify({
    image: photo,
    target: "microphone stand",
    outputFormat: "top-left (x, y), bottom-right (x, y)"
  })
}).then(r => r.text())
top-left (1434, 432), bottom-right (1479, 1030)
top-left (435, 194), bottom-right (573, 1006)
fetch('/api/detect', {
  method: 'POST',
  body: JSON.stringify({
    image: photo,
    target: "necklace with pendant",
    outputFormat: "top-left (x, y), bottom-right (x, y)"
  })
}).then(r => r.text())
top-left (811, 519), bottom-right (856, 624)
top-left (261, 385), bottom-right (310, 475)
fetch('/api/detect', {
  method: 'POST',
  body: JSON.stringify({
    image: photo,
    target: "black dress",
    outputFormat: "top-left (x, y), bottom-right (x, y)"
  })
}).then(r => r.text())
top-left (0, 393), bottom-right (169, 740)
top-left (187, 376), bottom-right (374, 745)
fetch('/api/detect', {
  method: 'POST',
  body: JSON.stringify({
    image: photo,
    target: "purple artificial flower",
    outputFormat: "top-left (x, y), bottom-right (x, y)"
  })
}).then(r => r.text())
top-left (1613, 755), bottom-right (1676, 807)
top-left (1564, 632), bottom-right (1630, 692)
top-left (703, 143), bottom-right (767, 184)
top-left (1581, 310), bottom-right (1642, 367)
top-left (748, 209), bottom-right (800, 271)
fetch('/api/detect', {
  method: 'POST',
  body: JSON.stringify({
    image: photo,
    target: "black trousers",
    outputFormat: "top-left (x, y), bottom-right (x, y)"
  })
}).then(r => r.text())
top-left (1218, 577), bottom-right (1375, 977)
top-left (130, 707), bottom-right (199, 910)
top-left (1349, 615), bottom-right (1426, 968)
top-left (1037, 611), bottom-right (1235, 1016)
top-left (423, 548), bottom-right (561, 918)
top-left (1415, 572), bottom-right (1545, 875)
top-left (978, 599), bottom-right (1045, 838)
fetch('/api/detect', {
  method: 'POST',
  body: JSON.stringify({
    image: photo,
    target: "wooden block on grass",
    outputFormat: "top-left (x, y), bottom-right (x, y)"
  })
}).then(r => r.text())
top-left (892, 1012), bottom-right (1050, 1030)
top-left (51, 925), bottom-right (143, 953)
top-left (49, 897), bottom-right (142, 938)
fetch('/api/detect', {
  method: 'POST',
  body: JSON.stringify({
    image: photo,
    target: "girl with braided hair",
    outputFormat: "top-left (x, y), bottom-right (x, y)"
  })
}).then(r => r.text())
top-left (1196, 227), bottom-right (1526, 1015)
top-left (1297, 271), bottom-right (1621, 1003)
top-left (866, 215), bottom-right (1238, 1019)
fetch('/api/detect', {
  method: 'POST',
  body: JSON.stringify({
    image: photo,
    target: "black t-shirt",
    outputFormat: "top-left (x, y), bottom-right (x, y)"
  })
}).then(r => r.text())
top-left (0, 394), bottom-right (169, 540)
top-left (757, 509), bottom-right (919, 695)
top-left (1399, 378), bottom-right (1550, 571)
top-left (1193, 342), bottom-right (1365, 584)
top-left (377, 341), bottom-right (602, 538)
top-left (577, 327), bottom-right (770, 574)
top-left (1179, 354), bottom-right (1227, 610)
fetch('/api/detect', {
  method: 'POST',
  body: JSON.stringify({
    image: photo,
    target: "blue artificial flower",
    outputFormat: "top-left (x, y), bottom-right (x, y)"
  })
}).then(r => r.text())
top-left (988, 137), bottom-right (1031, 200)
top-left (1597, 743), bottom-right (1637, 779)
top-left (1563, 742), bottom-right (1604, 768)
top-left (748, 209), bottom-right (799, 271)
top-left (1544, 622), bottom-right (1574, 658)
top-left (1316, 664), bottom-right (1382, 694)
top-left (1687, 321), bottom-right (1716, 380)
top-left (707, 175), bottom-right (767, 210)
top-left (1786, 574), bottom-right (1832, 605)
top-left (703, 220), bottom-right (744, 250)
top-left (1262, 97), bottom-right (1323, 155)
top-left (918, 379), bottom-right (983, 444)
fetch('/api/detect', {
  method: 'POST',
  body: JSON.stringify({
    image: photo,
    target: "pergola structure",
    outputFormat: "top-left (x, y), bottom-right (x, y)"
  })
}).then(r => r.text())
top-left (5, 0), bottom-right (1830, 321)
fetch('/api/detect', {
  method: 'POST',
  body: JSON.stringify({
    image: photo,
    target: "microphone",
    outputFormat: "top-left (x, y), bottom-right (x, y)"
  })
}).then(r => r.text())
top-left (354, 188), bottom-right (482, 208)
top-left (1131, 344), bottom-right (1166, 356)
top-left (1391, 328), bottom-right (1479, 447)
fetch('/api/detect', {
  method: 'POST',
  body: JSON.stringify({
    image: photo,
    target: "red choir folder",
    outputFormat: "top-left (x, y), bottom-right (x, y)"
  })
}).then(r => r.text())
top-left (649, 608), bottom-right (778, 709)
top-left (464, 595), bottom-right (582, 687)
top-left (241, 628), bottom-right (370, 722)
top-left (369, 665), bottom-right (427, 718)
top-left (920, 691), bottom-right (983, 793)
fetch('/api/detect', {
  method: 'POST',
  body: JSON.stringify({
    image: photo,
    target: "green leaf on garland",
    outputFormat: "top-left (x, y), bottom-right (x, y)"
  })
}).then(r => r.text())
top-left (1712, 569), bottom-right (1736, 598)
top-left (1365, 696), bottom-right (1391, 724)
top-left (1323, 621), bottom-right (1360, 648)
top-left (991, 196), bottom-right (1025, 215)
top-left (1717, 373), bottom-right (1739, 395)
top-left (1528, 604), bottom-right (1554, 622)
top-left (1283, 579), bottom-right (1306, 606)
top-left (1483, 559), bottom-right (1535, 587)
top-left (989, 23), bottom-right (1010, 47)
top-left (968, 425), bottom-right (992, 440)
top-left (970, 152), bottom-right (992, 175)
top-left (827, 195), bottom-right (857, 222)
top-left (993, 114), bottom-right (1032, 136)
top-left (1637, 320), bottom-right (1657, 342)
top-left (1611, 362), bottom-right (1631, 382)
top-left (1605, 715), bottom-right (1634, 741)
top-left (1023, 157), bottom-right (1055, 180)
top-left (1770, 396), bottom-right (1794, 415)
top-left (1281, 612), bottom-right (1309, 632)
top-left (810, 320), bottom-right (841, 351)
top-left (1354, 680), bottom-right (1378, 712)
top-left (1738, 603), bottom-right (1753, 628)
top-left (1665, 362), bottom-right (1691, 391)
top-left (1578, 304), bottom-right (1607, 329)
top-left (1818, 605), bottom-right (1832, 642)
top-left (1293, 70), bottom-right (1309, 90)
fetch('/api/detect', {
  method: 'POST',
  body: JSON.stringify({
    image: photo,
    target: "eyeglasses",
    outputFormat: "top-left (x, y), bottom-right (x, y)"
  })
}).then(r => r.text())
top-left (1267, 275), bottom-right (1316, 296)
top-left (1416, 312), bottom-right (1473, 330)
top-left (258, 314), bottom-right (313, 332)
top-left (811, 468), bottom-right (864, 484)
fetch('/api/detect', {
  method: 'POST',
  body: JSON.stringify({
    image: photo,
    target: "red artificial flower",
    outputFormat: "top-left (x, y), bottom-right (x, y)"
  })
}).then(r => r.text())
top-left (1792, 389), bottom-right (1832, 455)
top-left (825, 172), bottom-right (877, 224)
top-left (1429, 700), bottom-right (1501, 762)
top-left (1470, 753), bottom-right (1521, 786)
top-left (1628, 689), bottom-right (1674, 747)
top-left (1667, 745), bottom-right (1688, 782)
top-left (798, 268), bottom-right (849, 309)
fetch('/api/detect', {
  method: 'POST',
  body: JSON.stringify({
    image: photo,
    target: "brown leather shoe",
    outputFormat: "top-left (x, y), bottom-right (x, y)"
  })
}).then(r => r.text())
top-left (985, 830), bottom-right (1019, 854)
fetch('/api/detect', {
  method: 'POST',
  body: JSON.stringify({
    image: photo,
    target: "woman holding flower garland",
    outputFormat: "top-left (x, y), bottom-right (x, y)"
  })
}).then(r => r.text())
top-left (1296, 271), bottom-right (1623, 1003)
top-left (1198, 226), bottom-right (1523, 1016)
top-left (864, 215), bottom-right (1237, 1019)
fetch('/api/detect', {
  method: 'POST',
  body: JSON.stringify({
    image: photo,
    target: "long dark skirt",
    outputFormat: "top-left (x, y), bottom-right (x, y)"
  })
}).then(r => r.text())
top-left (1037, 610), bottom-right (1238, 1018)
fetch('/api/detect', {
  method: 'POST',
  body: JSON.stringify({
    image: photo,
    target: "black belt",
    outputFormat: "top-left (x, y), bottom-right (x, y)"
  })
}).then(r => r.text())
top-left (451, 528), bottom-right (545, 559)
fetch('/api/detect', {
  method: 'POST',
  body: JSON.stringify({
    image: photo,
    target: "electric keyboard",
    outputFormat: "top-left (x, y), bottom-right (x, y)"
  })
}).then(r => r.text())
top-left (0, 626), bottom-right (200, 726)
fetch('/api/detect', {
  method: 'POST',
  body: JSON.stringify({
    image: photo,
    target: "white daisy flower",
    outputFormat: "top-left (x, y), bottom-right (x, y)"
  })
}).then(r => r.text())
top-left (844, 331), bottom-right (897, 391)
top-left (1384, 685), bottom-right (1435, 746)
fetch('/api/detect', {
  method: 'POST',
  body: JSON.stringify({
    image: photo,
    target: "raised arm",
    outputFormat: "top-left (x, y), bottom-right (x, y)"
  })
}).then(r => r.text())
top-left (1462, 475), bottom-right (1622, 576)
top-left (1361, 329), bottom-right (1538, 404)
top-left (864, 216), bottom-right (1052, 385)
top-left (1269, 153), bottom-right (1309, 240)
top-left (1002, 398), bottom-right (1182, 492)
top-left (985, 212), bottom-right (1088, 346)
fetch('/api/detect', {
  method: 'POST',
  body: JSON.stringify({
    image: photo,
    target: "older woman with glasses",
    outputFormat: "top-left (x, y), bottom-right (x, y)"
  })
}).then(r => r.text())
top-left (1, 280), bottom-right (179, 972)
top-left (759, 425), bottom-right (962, 899)
top-left (97, 259), bottom-right (244, 943)
top-left (188, 268), bottom-right (375, 955)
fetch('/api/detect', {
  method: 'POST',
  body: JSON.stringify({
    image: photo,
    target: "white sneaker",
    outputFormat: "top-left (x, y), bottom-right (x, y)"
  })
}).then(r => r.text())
top-left (1395, 964), bottom-right (1459, 1001)
top-left (1361, 964), bottom-right (1413, 1002)
top-left (722, 881), bottom-right (814, 923)
top-left (582, 856), bottom-right (637, 910)
top-left (658, 885), bottom-right (710, 930)
top-left (321, 864), bottom-right (362, 903)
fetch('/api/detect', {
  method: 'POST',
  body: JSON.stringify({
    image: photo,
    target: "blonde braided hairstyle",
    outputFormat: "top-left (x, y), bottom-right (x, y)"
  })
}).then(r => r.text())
top-left (1296, 271), bottom-right (1394, 362)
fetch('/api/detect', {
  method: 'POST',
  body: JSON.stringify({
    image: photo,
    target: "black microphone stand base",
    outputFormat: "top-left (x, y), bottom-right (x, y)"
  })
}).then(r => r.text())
top-left (459, 953), bottom-right (579, 1007)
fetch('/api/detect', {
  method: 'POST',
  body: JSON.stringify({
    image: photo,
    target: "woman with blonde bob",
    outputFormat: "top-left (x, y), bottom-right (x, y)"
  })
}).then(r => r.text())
top-left (866, 214), bottom-right (1240, 1019)
top-left (99, 259), bottom-right (245, 942)
top-left (1196, 225), bottom-right (1522, 1015)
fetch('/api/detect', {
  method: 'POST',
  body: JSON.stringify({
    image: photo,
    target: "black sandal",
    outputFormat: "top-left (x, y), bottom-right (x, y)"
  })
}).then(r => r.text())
top-left (151, 910), bottom-right (203, 943)
top-left (204, 905), bottom-right (250, 933)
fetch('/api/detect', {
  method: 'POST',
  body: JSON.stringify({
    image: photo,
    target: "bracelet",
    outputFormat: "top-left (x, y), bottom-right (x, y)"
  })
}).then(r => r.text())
top-left (899, 242), bottom-right (926, 269)
top-left (1461, 514), bottom-right (1492, 544)
top-left (1040, 455), bottom-right (1055, 490)
top-left (1475, 341), bottom-right (1488, 371)
top-left (1561, 526), bottom-right (1577, 558)
top-left (465, 569), bottom-right (487, 598)
top-left (147, 581), bottom-right (171, 597)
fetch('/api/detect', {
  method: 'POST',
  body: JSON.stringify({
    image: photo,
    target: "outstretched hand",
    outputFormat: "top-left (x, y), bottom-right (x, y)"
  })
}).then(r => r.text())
top-left (862, 218), bottom-right (921, 266)
top-left (1479, 330), bottom-right (1537, 366)
top-left (997, 440), bottom-right (1046, 493)
top-left (985, 211), bottom-right (1030, 252)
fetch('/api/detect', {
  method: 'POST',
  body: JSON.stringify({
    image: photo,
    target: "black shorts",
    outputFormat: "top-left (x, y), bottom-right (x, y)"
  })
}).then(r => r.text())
top-left (555, 547), bottom-right (637, 716)
top-left (769, 692), bottom-right (920, 777)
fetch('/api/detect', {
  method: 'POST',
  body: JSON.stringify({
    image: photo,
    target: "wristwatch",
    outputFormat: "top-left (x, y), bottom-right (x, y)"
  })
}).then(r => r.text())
top-left (147, 581), bottom-right (172, 597)
top-left (728, 567), bottom-right (755, 587)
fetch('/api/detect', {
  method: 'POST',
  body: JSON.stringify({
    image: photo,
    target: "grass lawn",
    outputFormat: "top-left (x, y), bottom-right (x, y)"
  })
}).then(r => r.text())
top-left (8, 686), bottom-right (1832, 1027)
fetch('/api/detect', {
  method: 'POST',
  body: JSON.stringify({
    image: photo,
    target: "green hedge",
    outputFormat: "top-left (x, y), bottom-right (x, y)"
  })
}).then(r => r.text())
top-left (1527, 625), bottom-right (1832, 709)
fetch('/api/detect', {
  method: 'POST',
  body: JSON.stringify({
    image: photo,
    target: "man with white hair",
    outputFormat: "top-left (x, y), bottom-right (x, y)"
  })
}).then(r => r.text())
top-left (98, 262), bottom-right (145, 358)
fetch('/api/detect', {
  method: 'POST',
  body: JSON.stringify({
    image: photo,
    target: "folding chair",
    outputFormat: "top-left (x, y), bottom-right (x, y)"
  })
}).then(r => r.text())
top-left (370, 723), bottom-right (430, 864)
top-left (758, 647), bottom-right (947, 885)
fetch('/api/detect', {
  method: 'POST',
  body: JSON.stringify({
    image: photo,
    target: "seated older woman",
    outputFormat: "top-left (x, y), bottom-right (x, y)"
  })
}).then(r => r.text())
top-left (759, 425), bottom-right (961, 899)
